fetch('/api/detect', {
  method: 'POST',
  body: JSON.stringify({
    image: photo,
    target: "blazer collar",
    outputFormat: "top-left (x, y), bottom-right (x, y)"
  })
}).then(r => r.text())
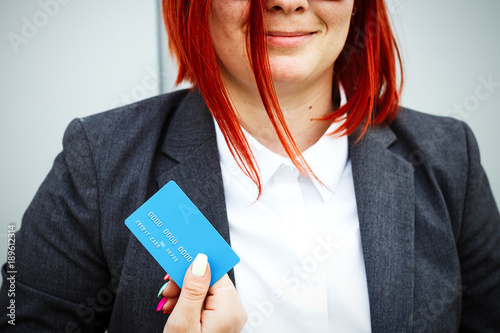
top-left (160, 90), bottom-right (217, 163)
top-left (350, 126), bottom-right (415, 332)
top-left (155, 90), bottom-right (235, 282)
top-left (156, 89), bottom-right (230, 239)
top-left (156, 90), bottom-right (415, 330)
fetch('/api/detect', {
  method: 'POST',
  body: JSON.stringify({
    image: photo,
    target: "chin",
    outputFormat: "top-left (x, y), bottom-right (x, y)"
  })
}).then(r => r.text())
top-left (269, 56), bottom-right (324, 84)
top-left (270, 68), bottom-right (317, 88)
top-left (269, 64), bottom-right (308, 82)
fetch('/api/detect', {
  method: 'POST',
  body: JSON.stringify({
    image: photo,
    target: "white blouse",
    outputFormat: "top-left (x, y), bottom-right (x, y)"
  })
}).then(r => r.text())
top-left (214, 118), bottom-right (371, 332)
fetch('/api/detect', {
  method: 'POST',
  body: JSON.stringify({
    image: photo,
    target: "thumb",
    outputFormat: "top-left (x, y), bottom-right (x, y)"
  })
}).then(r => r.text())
top-left (171, 253), bottom-right (211, 325)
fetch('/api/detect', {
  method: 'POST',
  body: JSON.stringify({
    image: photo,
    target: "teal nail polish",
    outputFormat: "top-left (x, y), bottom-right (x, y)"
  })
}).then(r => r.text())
top-left (157, 281), bottom-right (169, 298)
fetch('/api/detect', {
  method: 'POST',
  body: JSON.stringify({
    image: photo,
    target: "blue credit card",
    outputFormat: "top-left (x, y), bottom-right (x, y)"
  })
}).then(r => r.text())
top-left (125, 181), bottom-right (239, 288)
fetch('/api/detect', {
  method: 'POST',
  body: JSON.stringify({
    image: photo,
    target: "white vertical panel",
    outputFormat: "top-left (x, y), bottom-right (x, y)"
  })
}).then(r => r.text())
top-left (157, 5), bottom-right (193, 94)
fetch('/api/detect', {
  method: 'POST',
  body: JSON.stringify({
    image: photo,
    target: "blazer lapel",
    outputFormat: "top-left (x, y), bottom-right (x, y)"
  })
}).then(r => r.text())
top-left (155, 90), bottom-right (229, 241)
top-left (154, 90), bottom-right (234, 281)
top-left (350, 127), bottom-right (415, 332)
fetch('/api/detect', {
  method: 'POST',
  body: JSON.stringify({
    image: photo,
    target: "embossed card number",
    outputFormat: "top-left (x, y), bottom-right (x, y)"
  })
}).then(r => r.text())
top-left (125, 181), bottom-right (240, 288)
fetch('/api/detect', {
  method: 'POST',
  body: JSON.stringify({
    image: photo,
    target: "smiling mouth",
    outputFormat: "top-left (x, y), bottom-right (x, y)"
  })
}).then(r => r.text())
top-left (265, 31), bottom-right (315, 47)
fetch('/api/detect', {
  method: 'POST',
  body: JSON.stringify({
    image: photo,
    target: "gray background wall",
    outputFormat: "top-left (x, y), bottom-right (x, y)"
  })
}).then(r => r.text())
top-left (0, 0), bottom-right (162, 267)
top-left (1, 0), bottom-right (499, 271)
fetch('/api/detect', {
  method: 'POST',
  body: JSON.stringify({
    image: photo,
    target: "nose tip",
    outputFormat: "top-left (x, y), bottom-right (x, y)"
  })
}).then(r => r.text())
top-left (266, 0), bottom-right (309, 13)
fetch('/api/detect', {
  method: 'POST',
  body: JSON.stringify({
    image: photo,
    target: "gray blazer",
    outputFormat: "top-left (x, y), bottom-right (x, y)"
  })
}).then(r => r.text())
top-left (1, 89), bottom-right (499, 332)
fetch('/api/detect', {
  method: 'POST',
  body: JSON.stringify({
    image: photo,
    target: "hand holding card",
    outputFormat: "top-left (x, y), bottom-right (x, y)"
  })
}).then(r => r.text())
top-left (162, 254), bottom-right (247, 332)
top-left (125, 181), bottom-right (240, 288)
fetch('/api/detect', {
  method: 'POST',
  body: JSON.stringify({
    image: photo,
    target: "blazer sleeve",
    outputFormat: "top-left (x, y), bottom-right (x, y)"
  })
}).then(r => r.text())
top-left (0, 119), bottom-right (111, 332)
top-left (458, 123), bottom-right (500, 331)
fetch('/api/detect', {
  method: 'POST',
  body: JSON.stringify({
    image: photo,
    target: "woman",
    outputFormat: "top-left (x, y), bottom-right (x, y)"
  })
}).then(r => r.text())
top-left (1, 0), bottom-right (499, 331)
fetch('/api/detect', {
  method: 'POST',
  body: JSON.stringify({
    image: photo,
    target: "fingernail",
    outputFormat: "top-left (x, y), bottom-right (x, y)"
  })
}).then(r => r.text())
top-left (192, 253), bottom-right (208, 277)
top-left (163, 273), bottom-right (170, 281)
top-left (157, 281), bottom-right (169, 298)
top-left (156, 297), bottom-right (167, 312)
top-left (163, 310), bottom-right (168, 314)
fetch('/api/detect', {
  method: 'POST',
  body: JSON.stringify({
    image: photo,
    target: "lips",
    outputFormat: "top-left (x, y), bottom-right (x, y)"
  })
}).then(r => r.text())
top-left (265, 31), bottom-right (315, 47)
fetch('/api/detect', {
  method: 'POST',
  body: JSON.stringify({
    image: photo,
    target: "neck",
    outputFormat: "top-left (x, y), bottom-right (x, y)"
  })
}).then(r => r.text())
top-left (223, 69), bottom-right (336, 157)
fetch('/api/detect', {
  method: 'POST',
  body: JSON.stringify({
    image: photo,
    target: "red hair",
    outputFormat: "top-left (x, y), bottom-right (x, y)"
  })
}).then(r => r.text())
top-left (162, 0), bottom-right (403, 193)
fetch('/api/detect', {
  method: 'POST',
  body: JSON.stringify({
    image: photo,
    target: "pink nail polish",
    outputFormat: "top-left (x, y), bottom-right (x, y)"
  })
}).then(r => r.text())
top-left (163, 273), bottom-right (170, 281)
top-left (156, 297), bottom-right (168, 312)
